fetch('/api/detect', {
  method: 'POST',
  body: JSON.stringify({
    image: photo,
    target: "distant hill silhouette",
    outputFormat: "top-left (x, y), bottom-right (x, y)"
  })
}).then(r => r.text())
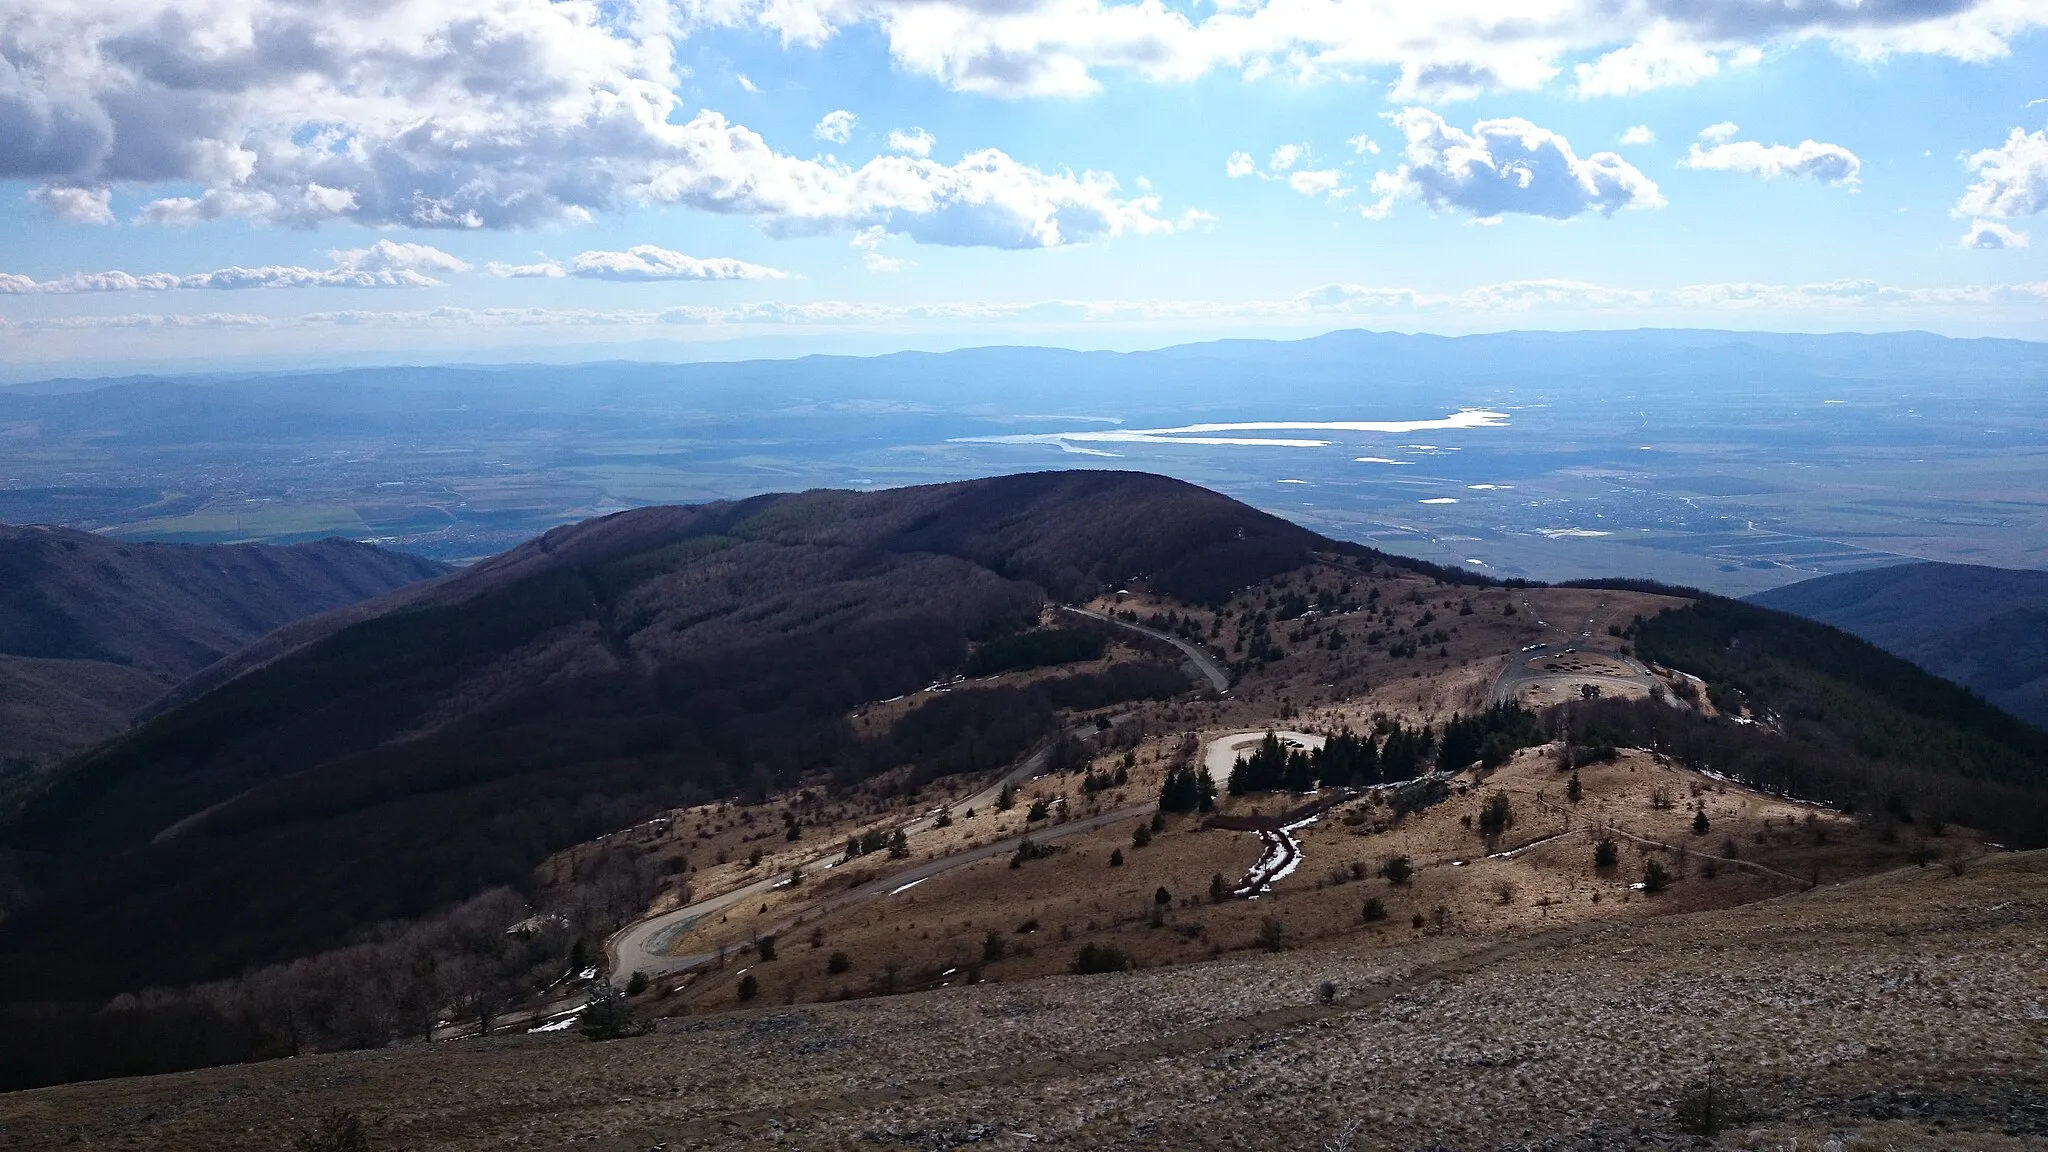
top-left (0, 525), bottom-right (447, 772)
top-left (1749, 562), bottom-right (2048, 732)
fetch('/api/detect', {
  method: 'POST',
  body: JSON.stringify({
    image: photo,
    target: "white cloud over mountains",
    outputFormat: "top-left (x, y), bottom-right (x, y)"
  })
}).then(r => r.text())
top-left (12, 277), bottom-right (2041, 341)
top-left (0, 0), bottom-right (1176, 247)
top-left (1682, 124), bottom-right (1862, 185)
top-left (0, 0), bottom-right (2032, 257)
top-left (681, 0), bottom-right (2047, 99)
top-left (1364, 109), bottom-right (1663, 221)
top-left (0, 242), bottom-right (469, 293)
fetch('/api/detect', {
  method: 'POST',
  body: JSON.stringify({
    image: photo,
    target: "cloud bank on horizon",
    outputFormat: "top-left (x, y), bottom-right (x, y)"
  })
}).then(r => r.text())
top-left (1, 0), bottom-right (2045, 363)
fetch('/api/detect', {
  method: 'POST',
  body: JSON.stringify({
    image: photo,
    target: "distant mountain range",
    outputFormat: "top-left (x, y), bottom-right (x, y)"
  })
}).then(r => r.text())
top-left (0, 525), bottom-right (447, 774)
top-left (1750, 561), bottom-right (2048, 732)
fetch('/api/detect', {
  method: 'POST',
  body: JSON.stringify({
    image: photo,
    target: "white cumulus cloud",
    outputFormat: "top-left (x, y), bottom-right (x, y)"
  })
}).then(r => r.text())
top-left (1955, 126), bottom-right (2048, 220)
top-left (564, 246), bottom-right (788, 281)
top-left (1682, 128), bottom-right (1862, 185)
top-left (1961, 219), bottom-right (2029, 248)
top-left (887, 128), bottom-right (936, 157)
top-left (329, 241), bottom-right (472, 274)
top-left (1620, 125), bottom-right (1655, 146)
top-left (0, 246), bottom-right (467, 293)
top-left (677, 0), bottom-right (2047, 101)
top-left (0, 0), bottom-right (1173, 248)
top-left (1226, 151), bottom-right (1256, 178)
top-left (815, 110), bottom-right (858, 143)
top-left (487, 261), bottom-right (569, 278)
top-left (1573, 40), bottom-right (1758, 98)
top-left (851, 225), bottom-right (916, 272)
top-left (1364, 108), bottom-right (1664, 221)
top-left (25, 186), bottom-right (113, 224)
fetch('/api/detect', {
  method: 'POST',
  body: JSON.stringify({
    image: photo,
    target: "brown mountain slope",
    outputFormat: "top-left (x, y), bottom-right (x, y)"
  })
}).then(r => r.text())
top-left (0, 525), bottom-right (448, 771)
top-left (0, 471), bottom-right (1410, 997)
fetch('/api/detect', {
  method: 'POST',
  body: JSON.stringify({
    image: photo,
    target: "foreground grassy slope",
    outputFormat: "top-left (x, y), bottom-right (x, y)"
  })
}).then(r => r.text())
top-left (7, 845), bottom-right (2038, 1150)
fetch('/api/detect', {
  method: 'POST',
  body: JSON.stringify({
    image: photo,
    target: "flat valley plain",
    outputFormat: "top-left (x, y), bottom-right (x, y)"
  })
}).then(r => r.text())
top-left (4, 331), bottom-right (2046, 593)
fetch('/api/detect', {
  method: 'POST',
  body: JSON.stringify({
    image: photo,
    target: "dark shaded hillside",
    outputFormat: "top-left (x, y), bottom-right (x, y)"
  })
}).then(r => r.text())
top-left (1749, 562), bottom-right (2048, 732)
top-left (0, 526), bottom-right (448, 772)
top-left (0, 472), bottom-right (1381, 997)
top-left (1624, 594), bottom-right (2048, 845)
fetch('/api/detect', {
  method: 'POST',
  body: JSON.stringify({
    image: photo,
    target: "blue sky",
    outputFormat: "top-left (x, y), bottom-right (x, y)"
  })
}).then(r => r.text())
top-left (1, 0), bottom-right (2045, 371)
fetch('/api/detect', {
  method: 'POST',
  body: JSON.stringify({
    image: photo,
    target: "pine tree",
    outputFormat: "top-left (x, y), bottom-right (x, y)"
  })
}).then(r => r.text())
top-left (1478, 790), bottom-right (1514, 839)
top-left (1565, 771), bottom-right (1583, 804)
top-left (1643, 858), bottom-right (1673, 892)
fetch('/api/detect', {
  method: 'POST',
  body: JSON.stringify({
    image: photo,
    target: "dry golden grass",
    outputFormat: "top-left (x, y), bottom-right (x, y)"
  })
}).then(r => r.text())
top-left (9, 843), bottom-right (2037, 1152)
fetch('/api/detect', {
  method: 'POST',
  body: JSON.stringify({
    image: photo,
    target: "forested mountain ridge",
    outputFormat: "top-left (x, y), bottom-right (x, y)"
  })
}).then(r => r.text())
top-left (0, 471), bottom-right (1385, 996)
top-left (1748, 561), bottom-right (2048, 732)
top-left (1573, 591), bottom-right (2048, 846)
top-left (0, 525), bottom-right (448, 772)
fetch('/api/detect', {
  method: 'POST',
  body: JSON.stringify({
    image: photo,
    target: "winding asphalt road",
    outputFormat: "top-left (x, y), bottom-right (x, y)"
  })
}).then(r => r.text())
top-left (607, 736), bottom-right (1069, 985)
top-left (604, 609), bottom-right (1233, 988)
top-left (607, 796), bottom-right (1152, 985)
top-left (1061, 605), bottom-right (1232, 693)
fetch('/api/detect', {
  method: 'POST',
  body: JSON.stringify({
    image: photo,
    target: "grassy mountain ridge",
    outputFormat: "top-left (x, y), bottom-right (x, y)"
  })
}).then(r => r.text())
top-left (1637, 595), bottom-right (2048, 781)
top-left (8, 468), bottom-right (2045, 1020)
top-left (0, 471), bottom-right (1373, 995)
top-left (1619, 593), bottom-right (2048, 842)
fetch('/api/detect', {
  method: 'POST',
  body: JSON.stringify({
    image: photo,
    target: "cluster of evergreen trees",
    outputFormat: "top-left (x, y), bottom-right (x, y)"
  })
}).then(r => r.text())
top-left (1225, 706), bottom-right (1542, 796)
top-left (1225, 723), bottom-right (1418, 794)
top-left (1435, 704), bottom-right (1547, 773)
top-left (1156, 763), bottom-right (1217, 812)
